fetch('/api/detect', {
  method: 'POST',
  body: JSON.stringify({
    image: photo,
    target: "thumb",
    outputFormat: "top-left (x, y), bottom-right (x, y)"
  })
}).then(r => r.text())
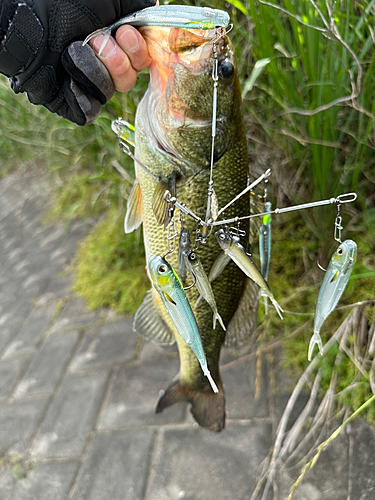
top-left (61, 42), bottom-right (114, 105)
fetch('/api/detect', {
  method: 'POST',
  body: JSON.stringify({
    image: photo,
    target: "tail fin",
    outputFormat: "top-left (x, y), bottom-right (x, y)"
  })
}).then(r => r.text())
top-left (213, 312), bottom-right (226, 332)
top-left (270, 295), bottom-right (284, 320)
top-left (308, 331), bottom-right (324, 361)
top-left (156, 376), bottom-right (225, 432)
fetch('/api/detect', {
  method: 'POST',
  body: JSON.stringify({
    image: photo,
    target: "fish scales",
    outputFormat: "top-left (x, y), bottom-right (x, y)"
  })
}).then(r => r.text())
top-left (132, 26), bottom-right (256, 431)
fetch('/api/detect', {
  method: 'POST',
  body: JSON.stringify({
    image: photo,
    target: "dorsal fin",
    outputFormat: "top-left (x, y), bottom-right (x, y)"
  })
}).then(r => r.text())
top-left (225, 278), bottom-right (259, 347)
top-left (124, 179), bottom-right (143, 234)
top-left (133, 290), bottom-right (175, 345)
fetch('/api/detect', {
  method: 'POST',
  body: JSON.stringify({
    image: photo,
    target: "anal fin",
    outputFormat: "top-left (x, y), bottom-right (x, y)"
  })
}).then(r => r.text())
top-left (125, 179), bottom-right (143, 234)
top-left (133, 290), bottom-right (175, 345)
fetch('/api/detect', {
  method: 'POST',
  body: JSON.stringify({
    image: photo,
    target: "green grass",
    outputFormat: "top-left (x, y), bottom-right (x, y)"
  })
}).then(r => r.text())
top-left (73, 209), bottom-right (149, 315)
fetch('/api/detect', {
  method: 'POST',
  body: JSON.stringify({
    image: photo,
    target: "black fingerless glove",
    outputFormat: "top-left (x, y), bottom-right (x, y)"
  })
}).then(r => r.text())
top-left (0, 0), bottom-right (155, 125)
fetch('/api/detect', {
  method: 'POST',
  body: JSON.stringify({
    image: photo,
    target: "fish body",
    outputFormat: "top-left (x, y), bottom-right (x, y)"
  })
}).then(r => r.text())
top-left (83, 5), bottom-right (230, 46)
top-left (183, 249), bottom-right (226, 331)
top-left (178, 228), bottom-right (191, 285)
top-left (148, 255), bottom-right (218, 393)
top-left (309, 239), bottom-right (357, 360)
top-left (130, 25), bottom-right (258, 432)
top-left (215, 228), bottom-right (283, 319)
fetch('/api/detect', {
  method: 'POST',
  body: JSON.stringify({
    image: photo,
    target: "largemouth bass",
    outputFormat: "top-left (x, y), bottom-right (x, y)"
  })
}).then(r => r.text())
top-left (130, 25), bottom-right (258, 432)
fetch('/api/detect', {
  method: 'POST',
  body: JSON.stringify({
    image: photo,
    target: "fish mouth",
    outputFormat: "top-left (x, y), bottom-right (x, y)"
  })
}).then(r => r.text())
top-left (139, 26), bottom-right (235, 168)
top-left (140, 26), bottom-right (218, 122)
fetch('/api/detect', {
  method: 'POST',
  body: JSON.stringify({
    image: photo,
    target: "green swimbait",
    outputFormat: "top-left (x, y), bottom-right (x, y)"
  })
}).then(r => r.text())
top-left (148, 254), bottom-right (218, 393)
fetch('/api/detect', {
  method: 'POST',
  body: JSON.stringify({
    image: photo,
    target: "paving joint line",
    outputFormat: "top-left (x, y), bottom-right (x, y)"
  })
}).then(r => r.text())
top-left (142, 429), bottom-right (164, 500)
top-left (66, 367), bottom-right (114, 500)
top-left (92, 416), bottom-right (274, 436)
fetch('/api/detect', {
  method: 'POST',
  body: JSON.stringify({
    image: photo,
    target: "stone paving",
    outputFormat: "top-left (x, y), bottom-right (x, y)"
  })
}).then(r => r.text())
top-left (1, 167), bottom-right (375, 500)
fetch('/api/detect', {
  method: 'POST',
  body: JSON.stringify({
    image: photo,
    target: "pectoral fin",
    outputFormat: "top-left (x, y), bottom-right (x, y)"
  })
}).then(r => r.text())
top-left (163, 292), bottom-right (176, 305)
top-left (330, 271), bottom-right (339, 283)
top-left (152, 180), bottom-right (171, 228)
top-left (124, 179), bottom-right (143, 234)
top-left (133, 290), bottom-right (175, 345)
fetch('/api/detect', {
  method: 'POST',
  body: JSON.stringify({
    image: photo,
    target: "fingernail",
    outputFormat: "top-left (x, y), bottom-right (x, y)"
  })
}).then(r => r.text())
top-left (91, 33), bottom-right (117, 58)
top-left (118, 27), bottom-right (140, 53)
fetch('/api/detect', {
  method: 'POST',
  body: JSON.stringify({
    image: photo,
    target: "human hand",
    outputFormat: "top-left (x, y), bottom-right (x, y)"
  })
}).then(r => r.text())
top-left (88, 25), bottom-right (152, 94)
top-left (0, 0), bottom-right (156, 125)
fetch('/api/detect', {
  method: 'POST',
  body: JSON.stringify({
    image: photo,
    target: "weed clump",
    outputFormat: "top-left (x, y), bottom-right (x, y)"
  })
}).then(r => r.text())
top-left (73, 210), bottom-right (149, 315)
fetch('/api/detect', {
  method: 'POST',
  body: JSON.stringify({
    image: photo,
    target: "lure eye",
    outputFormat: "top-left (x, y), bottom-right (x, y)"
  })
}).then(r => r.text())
top-left (337, 248), bottom-right (344, 256)
top-left (219, 233), bottom-right (226, 241)
top-left (158, 265), bottom-right (167, 274)
top-left (218, 60), bottom-right (234, 80)
top-left (190, 252), bottom-right (196, 260)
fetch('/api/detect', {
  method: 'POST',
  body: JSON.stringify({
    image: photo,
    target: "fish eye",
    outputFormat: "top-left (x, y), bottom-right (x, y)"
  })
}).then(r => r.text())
top-left (337, 247), bottom-right (344, 255)
top-left (218, 60), bottom-right (234, 80)
top-left (190, 252), bottom-right (196, 260)
top-left (158, 265), bottom-right (167, 274)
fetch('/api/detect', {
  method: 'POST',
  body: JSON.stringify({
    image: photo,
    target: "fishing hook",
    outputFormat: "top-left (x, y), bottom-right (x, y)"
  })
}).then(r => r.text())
top-left (183, 271), bottom-right (197, 291)
top-left (317, 254), bottom-right (327, 272)
top-left (212, 23), bottom-right (233, 44)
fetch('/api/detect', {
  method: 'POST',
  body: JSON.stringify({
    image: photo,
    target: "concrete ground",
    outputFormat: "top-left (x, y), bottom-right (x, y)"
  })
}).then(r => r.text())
top-left (1, 167), bottom-right (375, 500)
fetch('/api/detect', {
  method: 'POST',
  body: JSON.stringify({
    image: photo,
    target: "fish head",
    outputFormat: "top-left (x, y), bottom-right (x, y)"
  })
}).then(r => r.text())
top-left (148, 255), bottom-right (176, 289)
top-left (215, 228), bottom-right (231, 251)
top-left (138, 26), bottom-right (240, 168)
top-left (332, 239), bottom-right (357, 274)
top-left (333, 239), bottom-right (357, 265)
top-left (183, 249), bottom-right (200, 270)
